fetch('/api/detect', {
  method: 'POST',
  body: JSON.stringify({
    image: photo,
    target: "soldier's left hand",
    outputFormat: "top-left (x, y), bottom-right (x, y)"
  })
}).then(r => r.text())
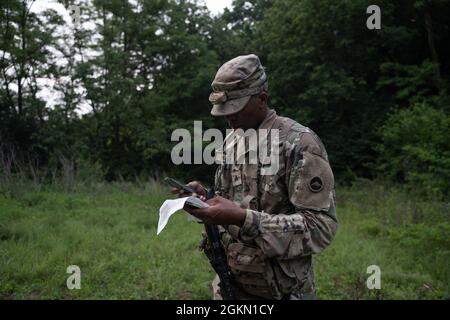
top-left (185, 196), bottom-right (247, 226)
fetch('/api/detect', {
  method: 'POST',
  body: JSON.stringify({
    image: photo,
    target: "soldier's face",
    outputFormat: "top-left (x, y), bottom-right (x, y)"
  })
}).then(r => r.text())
top-left (225, 93), bottom-right (268, 130)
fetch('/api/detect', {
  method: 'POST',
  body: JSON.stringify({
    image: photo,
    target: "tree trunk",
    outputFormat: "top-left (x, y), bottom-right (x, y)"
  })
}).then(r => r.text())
top-left (17, 1), bottom-right (28, 116)
top-left (424, 10), bottom-right (440, 80)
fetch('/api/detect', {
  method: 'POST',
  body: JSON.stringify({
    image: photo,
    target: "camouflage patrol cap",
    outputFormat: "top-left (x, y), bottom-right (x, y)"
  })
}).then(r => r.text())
top-left (209, 54), bottom-right (267, 116)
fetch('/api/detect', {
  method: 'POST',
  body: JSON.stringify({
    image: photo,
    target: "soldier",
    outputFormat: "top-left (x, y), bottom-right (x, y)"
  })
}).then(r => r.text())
top-left (175, 54), bottom-right (337, 300)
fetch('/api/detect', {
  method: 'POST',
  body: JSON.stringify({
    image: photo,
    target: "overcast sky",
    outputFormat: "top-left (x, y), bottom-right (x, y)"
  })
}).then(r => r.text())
top-left (205, 0), bottom-right (233, 15)
top-left (32, 0), bottom-right (233, 16)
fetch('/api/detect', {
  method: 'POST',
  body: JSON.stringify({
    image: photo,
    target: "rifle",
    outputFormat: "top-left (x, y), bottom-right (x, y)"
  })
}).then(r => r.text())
top-left (201, 187), bottom-right (236, 300)
top-left (164, 177), bottom-right (235, 299)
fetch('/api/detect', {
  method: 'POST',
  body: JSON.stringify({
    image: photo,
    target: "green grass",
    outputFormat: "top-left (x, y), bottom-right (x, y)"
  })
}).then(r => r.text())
top-left (315, 181), bottom-right (450, 299)
top-left (0, 180), bottom-right (448, 299)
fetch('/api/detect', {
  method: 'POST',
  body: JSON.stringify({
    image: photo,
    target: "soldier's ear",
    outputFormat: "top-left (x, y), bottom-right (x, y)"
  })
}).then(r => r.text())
top-left (257, 92), bottom-right (268, 107)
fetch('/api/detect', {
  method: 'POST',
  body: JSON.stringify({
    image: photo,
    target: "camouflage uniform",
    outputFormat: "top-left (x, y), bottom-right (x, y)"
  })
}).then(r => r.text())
top-left (208, 55), bottom-right (338, 300)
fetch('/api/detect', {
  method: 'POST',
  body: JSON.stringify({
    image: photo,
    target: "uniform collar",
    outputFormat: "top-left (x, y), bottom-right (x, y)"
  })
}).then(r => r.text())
top-left (223, 108), bottom-right (278, 156)
top-left (258, 108), bottom-right (278, 131)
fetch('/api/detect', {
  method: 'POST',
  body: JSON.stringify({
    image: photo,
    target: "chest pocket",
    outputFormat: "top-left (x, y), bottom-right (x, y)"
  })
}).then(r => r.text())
top-left (230, 163), bottom-right (260, 210)
top-left (260, 173), bottom-right (289, 214)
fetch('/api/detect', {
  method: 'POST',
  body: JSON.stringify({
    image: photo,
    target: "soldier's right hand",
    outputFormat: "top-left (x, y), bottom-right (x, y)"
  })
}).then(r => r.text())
top-left (171, 180), bottom-right (207, 201)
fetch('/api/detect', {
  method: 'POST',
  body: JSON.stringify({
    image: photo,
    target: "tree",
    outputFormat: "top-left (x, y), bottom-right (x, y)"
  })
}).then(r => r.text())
top-left (0, 0), bottom-right (64, 160)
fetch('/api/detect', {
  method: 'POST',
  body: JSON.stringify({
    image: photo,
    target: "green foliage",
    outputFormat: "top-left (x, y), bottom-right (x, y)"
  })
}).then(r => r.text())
top-left (252, 0), bottom-right (391, 179)
top-left (71, 0), bottom-right (220, 179)
top-left (378, 60), bottom-right (442, 103)
top-left (377, 102), bottom-right (450, 198)
top-left (249, 0), bottom-right (450, 188)
top-left (1, 0), bottom-right (450, 195)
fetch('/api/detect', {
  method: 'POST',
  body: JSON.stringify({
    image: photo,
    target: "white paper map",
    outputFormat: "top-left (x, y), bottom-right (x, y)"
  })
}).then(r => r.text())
top-left (157, 196), bottom-right (208, 235)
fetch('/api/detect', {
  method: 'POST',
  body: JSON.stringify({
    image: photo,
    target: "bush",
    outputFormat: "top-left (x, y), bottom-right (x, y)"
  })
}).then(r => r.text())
top-left (377, 102), bottom-right (450, 199)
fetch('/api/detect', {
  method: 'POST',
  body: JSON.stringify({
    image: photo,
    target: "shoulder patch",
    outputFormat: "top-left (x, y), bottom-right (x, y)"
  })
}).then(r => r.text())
top-left (309, 176), bottom-right (323, 192)
top-left (290, 152), bottom-right (334, 212)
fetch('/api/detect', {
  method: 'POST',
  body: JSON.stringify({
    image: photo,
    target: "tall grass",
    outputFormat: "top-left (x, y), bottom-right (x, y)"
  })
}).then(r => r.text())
top-left (0, 167), bottom-right (448, 299)
top-left (0, 182), bottom-right (213, 299)
top-left (315, 179), bottom-right (449, 299)
top-left (0, 144), bottom-right (109, 197)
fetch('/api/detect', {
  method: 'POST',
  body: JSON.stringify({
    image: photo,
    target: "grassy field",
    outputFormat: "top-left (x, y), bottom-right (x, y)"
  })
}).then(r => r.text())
top-left (0, 180), bottom-right (449, 299)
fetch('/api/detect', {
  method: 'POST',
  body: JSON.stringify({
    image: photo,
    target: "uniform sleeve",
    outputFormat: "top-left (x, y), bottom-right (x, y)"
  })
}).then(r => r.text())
top-left (238, 131), bottom-right (338, 260)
